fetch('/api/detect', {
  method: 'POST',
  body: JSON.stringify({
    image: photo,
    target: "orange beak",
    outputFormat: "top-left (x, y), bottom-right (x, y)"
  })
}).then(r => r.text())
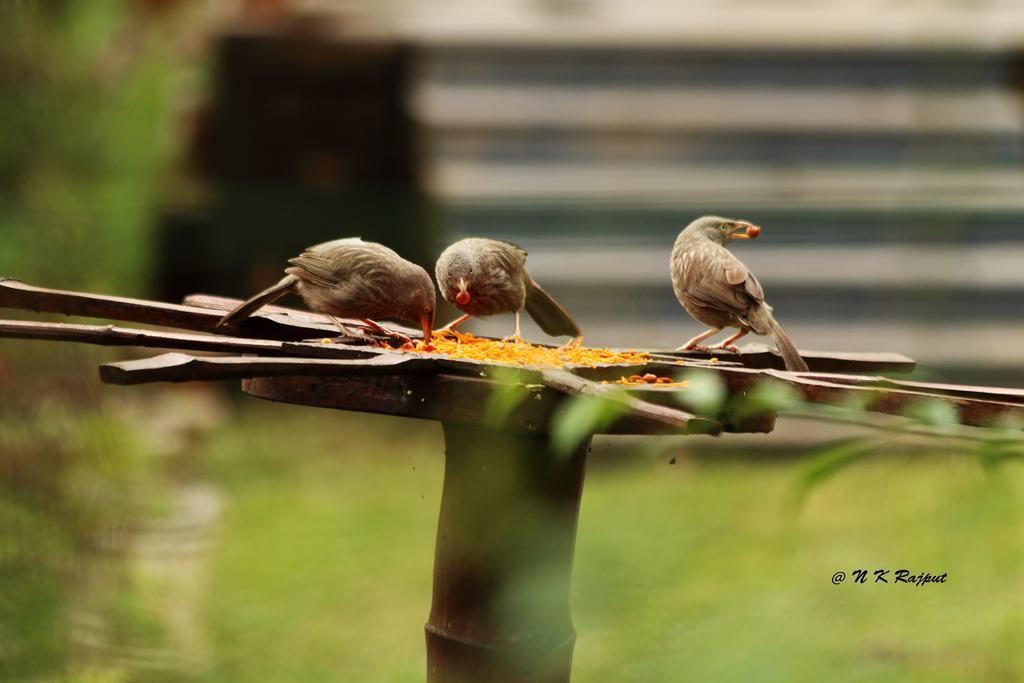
top-left (455, 277), bottom-right (471, 306)
top-left (730, 223), bottom-right (761, 240)
top-left (420, 314), bottom-right (433, 343)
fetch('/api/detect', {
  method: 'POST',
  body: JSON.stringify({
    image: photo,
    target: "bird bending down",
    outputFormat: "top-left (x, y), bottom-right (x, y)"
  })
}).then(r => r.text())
top-left (218, 237), bottom-right (435, 343)
top-left (670, 216), bottom-right (809, 372)
top-left (435, 238), bottom-right (581, 343)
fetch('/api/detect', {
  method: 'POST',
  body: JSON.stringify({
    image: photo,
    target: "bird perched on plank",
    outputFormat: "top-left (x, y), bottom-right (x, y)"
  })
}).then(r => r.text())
top-left (670, 216), bottom-right (809, 372)
top-left (435, 237), bottom-right (581, 342)
top-left (218, 237), bottom-right (435, 343)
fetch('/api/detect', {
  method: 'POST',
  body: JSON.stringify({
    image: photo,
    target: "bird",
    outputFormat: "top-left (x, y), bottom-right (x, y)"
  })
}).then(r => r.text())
top-left (670, 216), bottom-right (809, 372)
top-left (217, 237), bottom-right (435, 342)
top-left (435, 237), bottom-right (581, 342)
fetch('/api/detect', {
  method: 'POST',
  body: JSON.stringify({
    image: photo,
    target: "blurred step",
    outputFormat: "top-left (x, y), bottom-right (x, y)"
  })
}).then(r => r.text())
top-left (445, 204), bottom-right (1024, 243)
top-left (399, 3), bottom-right (1024, 49)
top-left (429, 162), bottom-right (1024, 202)
top-left (505, 243), bottom-right (1024, 290)
top-left (428, 129), bottom-right (1024, 169)
top-left (416, 84), bottom-right (1024, 134)
top-left (418, 45), bottom-right (1017, 88)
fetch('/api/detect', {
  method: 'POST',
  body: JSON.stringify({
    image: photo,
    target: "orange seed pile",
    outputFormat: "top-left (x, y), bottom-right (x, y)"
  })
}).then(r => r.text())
top-left (613, 373), bottom-right (689, 388)
top-left (398, 330), bottom-right (652, 368)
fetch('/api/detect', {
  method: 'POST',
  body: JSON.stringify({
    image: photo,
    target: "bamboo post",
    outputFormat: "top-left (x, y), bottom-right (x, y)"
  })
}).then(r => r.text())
top-left (426, 423), bottom-right (588, 683)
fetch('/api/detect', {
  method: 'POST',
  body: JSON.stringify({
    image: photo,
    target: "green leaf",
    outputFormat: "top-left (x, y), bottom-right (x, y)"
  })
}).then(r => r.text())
top-left (550, 394), bottom-right (630, 457)
top-left (674, 370), bottom-right (726, 416)
top-left (788, 438), bottom-right (877, 510)
top-left (977, 438), bottom-right (1024, 471)
top-left (483, 367), bottom-right (533, 427)
top-left (737, 378), bottom-right (803, 417)
top-left (905, 398), bottom-right (959, 428)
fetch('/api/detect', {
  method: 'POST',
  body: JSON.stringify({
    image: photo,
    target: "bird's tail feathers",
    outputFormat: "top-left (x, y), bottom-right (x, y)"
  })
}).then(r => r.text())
top-left (747, 305), bottom-right (809, 372)
top-left (218, 274), bottom-right (299, 327)
top-left (524, 279), bottom-right (581, 338)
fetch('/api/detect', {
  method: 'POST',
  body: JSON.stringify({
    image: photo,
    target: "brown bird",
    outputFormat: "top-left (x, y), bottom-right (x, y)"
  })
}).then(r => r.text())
top-left (435, 237), bottom-right (581, 341)
top-left (218, 237), bottom-right (435, 342)
top-left (670, 216), bottom-right (809, 372)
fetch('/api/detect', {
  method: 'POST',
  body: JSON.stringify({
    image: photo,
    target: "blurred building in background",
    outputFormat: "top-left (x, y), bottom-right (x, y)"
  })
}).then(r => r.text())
top-left (166, 0), bottom-right (1024, 384)
top-left (158, 0), bottom-right (439, 303)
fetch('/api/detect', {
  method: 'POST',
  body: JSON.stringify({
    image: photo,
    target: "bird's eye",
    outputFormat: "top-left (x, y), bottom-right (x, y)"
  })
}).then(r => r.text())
top-left (719, 225), bottom-right (728, 231)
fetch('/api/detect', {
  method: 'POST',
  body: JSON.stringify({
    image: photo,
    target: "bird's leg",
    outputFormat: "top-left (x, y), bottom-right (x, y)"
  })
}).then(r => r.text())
top-left (677, 327), bottom-right (723, 352)
top-left (709, 329), bottom-right (749, 354)
top-left (326, 315), bottom-right (358, 340)
top-left (361, 318), bottom-right (413, 345)
top-left (560, 335), bottom-right (584, 350)
top-left (502, 311), bottom-right (525, 344)
top-left (324, 315), bottom-right (387, 342)
top-left (438, 313), bottom-right (472, 333)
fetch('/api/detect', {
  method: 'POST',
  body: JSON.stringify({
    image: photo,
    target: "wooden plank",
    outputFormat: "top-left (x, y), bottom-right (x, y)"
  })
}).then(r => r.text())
top-left (784, 372), bottom-right (1024, 429)
top-left (244, 373), bottom-right (562, 433)
top-left (99, 352), bottom-right (430, 386)
top-left (0, 319), bottom-right (290, 355)
top-left (649, 343), bottom-right (916, 374)
top-left (540, 368), bottom-right (722, 435)
top-left (84, 344), bottom-right (1023, 431)
top-left (796, 371), bottom-right (1024, 405)
top-left (241, 373), bottom-right (733, 436)
top-left (0, 278), bottom-right (338, 341)
top-left (182, 293), bottom-right (330, 322)
top-left (665, 365), bottom-right (1024, 429)
top-left (97, 350), bottom-right (724, 434)
top-left (182, 293), bottom-right (422, 339)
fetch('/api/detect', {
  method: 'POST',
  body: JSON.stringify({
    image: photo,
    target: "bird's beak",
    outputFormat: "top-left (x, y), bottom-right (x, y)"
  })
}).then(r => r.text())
top-left (420, 314), bottom-right (433, 344)
top-left (455, 277), bottom-right (471, 305)
top-left (729, 222), bottom-right (761, 240)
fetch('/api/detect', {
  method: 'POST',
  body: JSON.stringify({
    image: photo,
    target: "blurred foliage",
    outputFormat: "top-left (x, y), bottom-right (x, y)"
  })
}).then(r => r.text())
top-left (0, 2), bottom-right (192, 680)
top-left (187, 404), bottom-right (1024, 683)
top-left (741, 377), bottom-right (803, 417)
top-left (551, 393), bottom-right (629, 457)
top-left (788, 437), bottom-right (881, 511)
top-left (0, 0), bottom-right (187, 294)
top-left (675, 370), bottom-right (727, 417)
top-left (482, 367), bottom-right (539, 427)
top-left (0, 367), bottom-right (161, 680)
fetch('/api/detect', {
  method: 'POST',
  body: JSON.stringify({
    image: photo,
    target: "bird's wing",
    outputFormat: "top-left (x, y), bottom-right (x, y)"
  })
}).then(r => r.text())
top-left (741, 268), bottom-right (764, 303)
top-left (287, 252), bottom-right (342, 286)
top-left (485, 240), bottom-right (529, 274)
top-left (287, 239), bottom-right (393, 287)
top-left (493, 239), bottom-right (528, 258)
top-left (686, 245), bottom-right (764, 319)
top-left (311, 237), bottom-right (364, 248)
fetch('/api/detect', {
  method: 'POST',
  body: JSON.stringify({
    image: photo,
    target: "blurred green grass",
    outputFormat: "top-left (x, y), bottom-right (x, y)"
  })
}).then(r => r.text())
top-left (195, 402), bottom-right (1024, 683)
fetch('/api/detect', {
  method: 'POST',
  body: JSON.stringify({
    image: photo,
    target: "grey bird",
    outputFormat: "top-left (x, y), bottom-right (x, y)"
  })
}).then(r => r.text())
top-left (670, 216), bottom-right (809, 372)
top-left (435, 237), bottom-right (581, 341)
top-left (218, 237), bottom-right (436, 342)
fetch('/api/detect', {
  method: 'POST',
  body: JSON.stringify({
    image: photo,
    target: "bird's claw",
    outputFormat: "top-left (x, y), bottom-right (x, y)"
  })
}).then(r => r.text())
top-left (560, 336), bottom-right (584, 350)
top-left (678, 344), bottom-right (711, 352)
top-left (349, 319), bottom-right (413, 346)
top-left (709, 344), bottom-right (741, 354)
top-left (376, 329), bottom-right (413, 346)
